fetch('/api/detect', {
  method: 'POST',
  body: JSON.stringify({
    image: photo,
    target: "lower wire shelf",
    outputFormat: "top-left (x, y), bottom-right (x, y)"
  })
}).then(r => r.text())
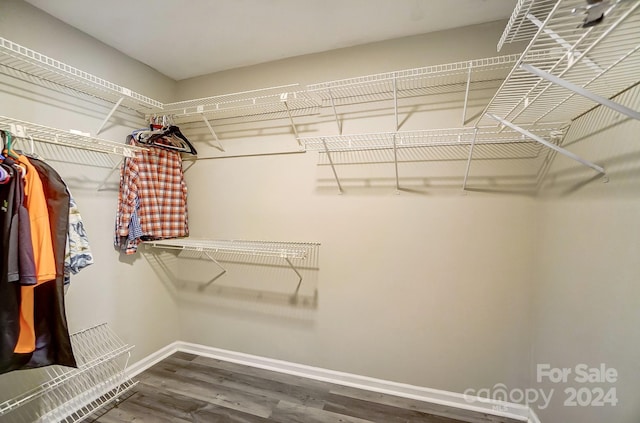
top-left (144, 238), bottom-right (321, 294)
top-left (0, 323), bottom-right (136, 423)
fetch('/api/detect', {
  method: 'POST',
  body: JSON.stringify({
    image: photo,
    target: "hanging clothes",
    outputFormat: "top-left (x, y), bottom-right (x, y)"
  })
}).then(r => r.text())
top-left (13, 154), bottom-right (57, 354)
top-left (0, 163), bottom-right (22, 372)
top-left (0, 140), bottom-right (88, 374)
top-left (115, 136), bottom-right (188, 254)
top-left (25, 157), bottom-right (76, 369)
top-left (64, 194), bottom-right (94, 285)
top-left (1, 157), bottom-right (36, 288)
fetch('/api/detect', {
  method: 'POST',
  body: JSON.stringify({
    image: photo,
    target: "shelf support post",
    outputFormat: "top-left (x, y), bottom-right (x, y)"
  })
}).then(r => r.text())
top-left (328, 89), bottom-right (342, 135)
top-left (284, 257), bottom-right (304, 296)
top-left (281, 94), bottom-right (302, 146)
top-left (198, 251), bottom-right (227, 291)
top-left (462, 127), bottom-right (478, 191)
top-left (322, 138), bottom-right (343, 194)
top-left (488, 113), bottom-right (605, 174)
top-left (521, 64), bottom-right (640, 121)
top-left (462, 62), bottom-right (473, 126)
top-left (393, 77), bottom-right (399, 131)
top-left (200, 113), bottom-right (225, 152)
top-left (392, 133), bottom-right (400, 193)
top-left (96, 97), bottom-right (125, 135)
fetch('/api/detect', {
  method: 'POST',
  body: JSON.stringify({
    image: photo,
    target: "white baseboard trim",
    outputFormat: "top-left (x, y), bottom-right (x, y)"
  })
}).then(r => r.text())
top-left (125, 341), bottom-right (180, 379)
top-left (127, 341), bottom-right (539, 423)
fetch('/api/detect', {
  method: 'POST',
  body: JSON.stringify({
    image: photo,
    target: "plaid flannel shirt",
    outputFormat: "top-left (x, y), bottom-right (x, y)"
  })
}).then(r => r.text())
top-left (115, 142), bottom-right (188, 254)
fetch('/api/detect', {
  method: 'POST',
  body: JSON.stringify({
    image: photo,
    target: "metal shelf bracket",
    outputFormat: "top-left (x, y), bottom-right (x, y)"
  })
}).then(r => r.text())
top-left (96, 97), bottom-right (125, 135)
top-left (462, 127), bottom-right (479, 190)
top-left (328, 89), bottom-right (342, 135)
top-left (322, 138), bottom-right (343, 194)
top-left (392, 133), bottom-right (400, 193)
top-left (199, 251), bottom-right (227, 290)
top-left (284, 257), bottom-right (304, 295)
top-left (281, 93), bottom-right (302, 146)
top-left (199, 112), bottom-right (225, 152)
top-left (462, 63), bottom-right (473, 126)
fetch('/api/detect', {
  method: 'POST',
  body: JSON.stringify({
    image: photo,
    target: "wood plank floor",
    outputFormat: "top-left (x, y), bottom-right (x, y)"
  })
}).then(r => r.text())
top-left (87, 352), bottom-right (522, 423)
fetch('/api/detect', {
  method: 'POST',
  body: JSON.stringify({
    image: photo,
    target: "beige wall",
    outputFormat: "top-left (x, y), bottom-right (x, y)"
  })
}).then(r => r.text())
top-left (531, 85), bottom-right (640, 423)
top-left (176, 20), bottom-right (536, 396)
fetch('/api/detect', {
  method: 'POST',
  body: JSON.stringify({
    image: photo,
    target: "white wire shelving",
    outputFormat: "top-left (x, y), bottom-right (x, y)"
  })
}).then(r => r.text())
top-left (0, 115), bottom-right (146, 159)
top-left (307, 54), bottom-right (519, 130)
top-left (0, 323), bottom-right (136, 423)
top-left (161, 85), bottom-right (320, 150)
top-left (144, 238), bottom-right (320, 293)
top-left (300, 124), bottom-right (566, 193)
top-left (164, 85), bottom-right (319, 122)
top-left (0, 37), bottom-right (163, 134)
top-left (497, 0), bottom-right (558, 51)
top-left (472, 0), bottom-right (640, 186)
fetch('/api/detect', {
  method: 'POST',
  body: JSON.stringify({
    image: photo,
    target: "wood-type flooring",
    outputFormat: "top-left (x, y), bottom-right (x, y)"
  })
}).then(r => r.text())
top-left (88, 352), bottom-right (523, 423)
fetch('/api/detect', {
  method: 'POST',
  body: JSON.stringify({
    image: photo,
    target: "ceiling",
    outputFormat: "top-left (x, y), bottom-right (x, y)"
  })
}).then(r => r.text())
top-left (26, 0), bottom-right (516, 81)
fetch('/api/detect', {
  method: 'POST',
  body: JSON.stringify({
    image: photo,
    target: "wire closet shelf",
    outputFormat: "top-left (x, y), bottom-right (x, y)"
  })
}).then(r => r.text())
top-left (480, 0), bottom-right (640, 127)
top-left (145, 238), bottom-right (317, 260)
top-left (497, 0), bottom-right (559, 51)
top-left (306, 54), bottom-right (519, 107)
top-left (0, 323), bottom-right (136, 423)
top-left (0, 37), bottom-right (162, 113)
top-left (300, 124), bottom-right (566, 152)
top-left (145, 239), bottom-right (320, 292)
top-left (162, 85), bottom-right (320, 123)
top-left (0, 115), bottom-right (147, 159)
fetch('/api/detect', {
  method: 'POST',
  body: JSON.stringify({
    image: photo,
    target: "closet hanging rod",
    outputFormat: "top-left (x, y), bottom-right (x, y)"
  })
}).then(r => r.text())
top-left (0, 116), bottom-right (147, 158)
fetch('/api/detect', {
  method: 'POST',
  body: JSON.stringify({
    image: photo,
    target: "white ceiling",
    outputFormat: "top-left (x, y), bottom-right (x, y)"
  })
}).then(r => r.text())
top-left (26, 0), bottom-right (516, 81)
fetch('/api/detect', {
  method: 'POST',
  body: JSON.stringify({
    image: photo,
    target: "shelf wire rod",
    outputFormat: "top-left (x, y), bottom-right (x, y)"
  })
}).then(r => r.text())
top-left (521, 63), bottom-right (640, 121)
top-left (96, 97), bottom-right (124, 135)
top-left (198, 251), bottom-right (228, 291)
top-left (200, 113), bottom-right (225, 152)
top-left (282, 96), bottom-right (302, 146)
top-left (462, 127), bottom-right (478, 191)
top-left (328, 89), bottom-right (342, 135)
top-left (462, 62), bottom-right (473, 126)
top-left (392, 133), bottom-right (400, 193)
top-left (488, 113), bottom-right (605, 174)
top-left (321, 138), bottom-right (343, 194)
top-left (285, 257), bottom-right (304, 296)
